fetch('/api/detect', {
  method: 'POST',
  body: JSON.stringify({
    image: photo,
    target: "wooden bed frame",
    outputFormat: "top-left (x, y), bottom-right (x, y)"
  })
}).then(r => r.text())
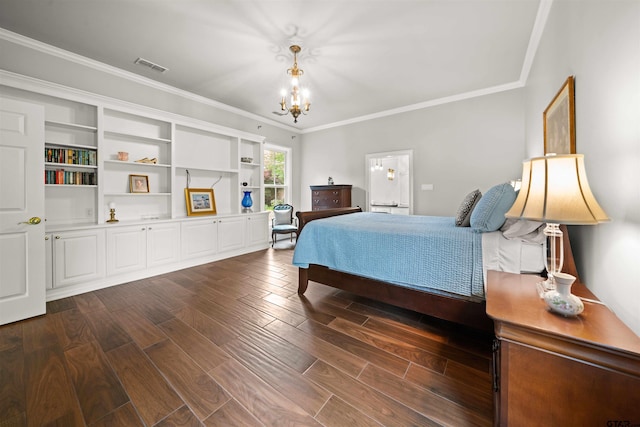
top-left (295, 207), bottom-right (579, 332)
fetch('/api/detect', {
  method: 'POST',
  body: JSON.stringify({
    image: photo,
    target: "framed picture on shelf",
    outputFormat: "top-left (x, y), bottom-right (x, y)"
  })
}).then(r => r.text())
top-left (185, 188), bottom-right (217, 216)
top-left (129, 174), bottom-right (149, 193)
top-left (544, 76), bottom-right (576, 155)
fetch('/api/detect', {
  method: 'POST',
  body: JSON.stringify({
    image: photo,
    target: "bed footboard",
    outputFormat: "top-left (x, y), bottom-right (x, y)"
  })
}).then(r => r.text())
top-left (296, 207), bottom-right (361, 296)
top-left (296, 207), bottom-right (362, 235)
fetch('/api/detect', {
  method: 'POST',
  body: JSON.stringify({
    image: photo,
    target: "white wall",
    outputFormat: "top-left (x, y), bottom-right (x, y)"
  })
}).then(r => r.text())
top-left (300, 89), bottom-right (526, 214)
top-left (524, 0), bottom-right (640, 334)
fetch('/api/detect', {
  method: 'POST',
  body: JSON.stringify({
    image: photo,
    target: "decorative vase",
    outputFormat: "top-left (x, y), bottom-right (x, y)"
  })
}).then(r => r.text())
top-left (241, 190), bottom-right (253, 212)
top-left (543, 272), bottom-right (584, 316)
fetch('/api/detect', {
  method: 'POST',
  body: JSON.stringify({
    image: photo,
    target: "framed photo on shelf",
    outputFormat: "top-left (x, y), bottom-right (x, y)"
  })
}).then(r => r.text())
top-left (185, 188), bottom-right (217, 216)
top-left (129, 174), bottom-right (149, 193)
top-left (544, 76), bottom-right (576, 155)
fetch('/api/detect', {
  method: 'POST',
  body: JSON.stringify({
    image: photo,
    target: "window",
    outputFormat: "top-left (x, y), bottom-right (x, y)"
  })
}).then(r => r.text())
top-left (263, 144), bottom-right (291, 210)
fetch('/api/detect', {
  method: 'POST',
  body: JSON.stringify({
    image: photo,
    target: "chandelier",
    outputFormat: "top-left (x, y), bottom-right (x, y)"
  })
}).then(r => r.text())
top-left (277, 45), bottom-right (310, 123)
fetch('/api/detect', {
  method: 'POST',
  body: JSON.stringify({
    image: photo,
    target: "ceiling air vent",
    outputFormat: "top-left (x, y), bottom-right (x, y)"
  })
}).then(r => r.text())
top-left (134, 57), bottom-right (168, 73)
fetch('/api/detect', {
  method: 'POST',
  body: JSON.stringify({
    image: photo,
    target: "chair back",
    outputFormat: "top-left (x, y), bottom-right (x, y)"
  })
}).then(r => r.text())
top-left (273, 204), bottom-right (294, 226)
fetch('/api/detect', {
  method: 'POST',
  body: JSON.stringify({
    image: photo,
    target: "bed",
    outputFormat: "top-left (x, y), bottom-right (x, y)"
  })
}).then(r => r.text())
top-left (293, 189), bottom-right (579, 332)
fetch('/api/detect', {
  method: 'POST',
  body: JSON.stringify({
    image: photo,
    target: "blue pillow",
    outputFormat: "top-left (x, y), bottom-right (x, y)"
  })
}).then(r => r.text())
top-left (470, 183), bottom-right (517, 232)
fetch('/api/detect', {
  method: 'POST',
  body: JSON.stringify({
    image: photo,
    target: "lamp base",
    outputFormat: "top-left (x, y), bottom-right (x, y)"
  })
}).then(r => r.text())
top-left (543, 272), bottom-right (584, 316)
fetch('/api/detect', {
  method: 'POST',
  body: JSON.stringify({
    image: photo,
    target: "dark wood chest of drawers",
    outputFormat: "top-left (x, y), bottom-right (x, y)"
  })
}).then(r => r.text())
top-left (310, 185), bottom-right (352, 210)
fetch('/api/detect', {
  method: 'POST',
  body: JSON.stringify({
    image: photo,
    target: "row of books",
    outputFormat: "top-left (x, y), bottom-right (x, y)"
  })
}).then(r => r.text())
top-left (45, 147), bottom-right (97, 166)
top-left (45, 169), bottom-right (97, 186)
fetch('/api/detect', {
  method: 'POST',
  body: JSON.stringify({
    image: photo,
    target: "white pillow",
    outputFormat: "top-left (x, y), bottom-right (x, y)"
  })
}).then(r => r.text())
top-left (274, 209), bottom-right (292, 226)
top-left (501, 218), bottom-right (545, 243)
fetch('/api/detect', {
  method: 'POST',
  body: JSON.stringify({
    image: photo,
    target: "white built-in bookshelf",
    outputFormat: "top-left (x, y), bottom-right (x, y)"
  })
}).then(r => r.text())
top-left (1, 74), bottom-right (269, 300)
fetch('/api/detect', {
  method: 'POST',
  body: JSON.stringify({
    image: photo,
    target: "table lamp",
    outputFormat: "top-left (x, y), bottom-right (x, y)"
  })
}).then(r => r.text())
top-left (505, 154), bottom-right (609, 314)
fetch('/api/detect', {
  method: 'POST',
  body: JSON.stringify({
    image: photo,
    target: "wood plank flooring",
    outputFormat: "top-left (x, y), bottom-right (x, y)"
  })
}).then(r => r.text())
top-left (0, 246), bottom-right (494, 426)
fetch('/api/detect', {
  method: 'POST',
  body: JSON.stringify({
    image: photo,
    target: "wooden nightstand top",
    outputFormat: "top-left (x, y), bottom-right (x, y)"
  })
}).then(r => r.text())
top-left (486, 270), bottom-right (640, 358)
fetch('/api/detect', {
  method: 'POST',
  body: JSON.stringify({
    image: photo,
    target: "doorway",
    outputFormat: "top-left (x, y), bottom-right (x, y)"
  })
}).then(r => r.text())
top-left (365, 150), bottom-right (413, 215)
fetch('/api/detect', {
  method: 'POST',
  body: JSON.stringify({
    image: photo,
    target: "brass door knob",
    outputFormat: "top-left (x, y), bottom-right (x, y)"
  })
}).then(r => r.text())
top-left (20, 217), bottom-right (41, 225)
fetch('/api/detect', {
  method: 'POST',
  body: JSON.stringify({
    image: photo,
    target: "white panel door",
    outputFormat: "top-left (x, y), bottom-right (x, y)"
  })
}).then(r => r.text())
top-left (246, 213), bottom-right (268, 247)
top-left (218, 216), bottom-right (245, 253)
top-left (53, 229), bottom-right (105, 288)
top-left (147, 222), bottom-right (180, 268)
top-left (181, 219), bottom-right (217, 259)
top-left (106, 226), bottom-right (146, 275)
top-left (0, 97), bottom-right (45, 325)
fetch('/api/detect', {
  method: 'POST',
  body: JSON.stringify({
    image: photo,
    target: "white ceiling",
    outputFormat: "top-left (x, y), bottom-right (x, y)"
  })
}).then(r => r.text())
top-left (0, 0), bottom-right (543, 131)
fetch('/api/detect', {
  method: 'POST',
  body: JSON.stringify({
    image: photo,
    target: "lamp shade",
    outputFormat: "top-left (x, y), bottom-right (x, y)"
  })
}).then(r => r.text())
top-left (505, 154), bottom-right (609, 224)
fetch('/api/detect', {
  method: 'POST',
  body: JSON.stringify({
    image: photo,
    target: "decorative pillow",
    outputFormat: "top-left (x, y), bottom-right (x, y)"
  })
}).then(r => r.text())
top-left (470, 183), bottom-right (517, 232)
top-left (273, 208), bottom-right (292, 226)
top-left (455, 189), bottom-right (482, 227)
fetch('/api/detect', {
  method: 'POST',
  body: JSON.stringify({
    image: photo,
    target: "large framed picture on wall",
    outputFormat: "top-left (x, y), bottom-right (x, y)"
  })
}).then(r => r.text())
top-left (544, 76), bottom-right (576, 155)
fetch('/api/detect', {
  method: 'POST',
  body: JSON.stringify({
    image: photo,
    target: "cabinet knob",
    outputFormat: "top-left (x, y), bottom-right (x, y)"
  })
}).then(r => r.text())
top-left (45, 236), bottom-right (50, 241)
top-left (55, 236), bottom-right (61, 239)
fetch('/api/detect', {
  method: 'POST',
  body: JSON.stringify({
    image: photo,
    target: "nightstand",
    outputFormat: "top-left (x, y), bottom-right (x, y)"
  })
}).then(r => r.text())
top-left (486, 270), bottom-right (640, 426)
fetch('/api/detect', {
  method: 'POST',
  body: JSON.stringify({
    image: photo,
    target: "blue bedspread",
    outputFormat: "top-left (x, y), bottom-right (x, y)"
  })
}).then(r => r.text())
top-left (292, 212), bottom-right (484, 298)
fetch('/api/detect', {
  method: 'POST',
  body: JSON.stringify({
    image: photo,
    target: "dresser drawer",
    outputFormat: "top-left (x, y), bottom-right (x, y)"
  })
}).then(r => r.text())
top-left (310, 185), bottom-right (352, 210)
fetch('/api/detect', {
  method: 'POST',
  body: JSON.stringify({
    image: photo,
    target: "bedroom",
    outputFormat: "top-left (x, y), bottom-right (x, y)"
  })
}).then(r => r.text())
top-left (1, 0), bottom-right (636, 336)
top-left (0, 0), bottom-right (639, 425)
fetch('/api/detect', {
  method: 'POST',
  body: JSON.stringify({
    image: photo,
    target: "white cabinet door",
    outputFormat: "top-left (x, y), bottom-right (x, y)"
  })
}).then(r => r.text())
top-left (246, 213), bottom-right (268, 247)
top-left (181, 219), bottom-right (217, 259)
top-left (45, 234), bottom-right (53, 290)
top-left (0, 98), bottom-right (46, 325)
top-left (53, 229), bottom-right (105, 288)
top-left (147, 222), bottom-right (180, 267)
top-left (218, 216), bottom-right (245, 253)
top-left (106, 225), bottom-right (146, 275)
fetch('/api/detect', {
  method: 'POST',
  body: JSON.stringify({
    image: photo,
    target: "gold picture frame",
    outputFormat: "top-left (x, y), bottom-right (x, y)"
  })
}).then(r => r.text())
top-left (544, 76), bottom-right (576, 155)
top-left (185, 188), bottom-right (217, 216)
top-left (129, 174), bottom-right (149, 193)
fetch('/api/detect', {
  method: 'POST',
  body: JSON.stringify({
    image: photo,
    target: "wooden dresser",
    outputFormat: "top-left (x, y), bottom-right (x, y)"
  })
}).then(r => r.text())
top-left (486, 270), bottom-right (640, 426)
top-left (310, 185), bottom-right (352, 210)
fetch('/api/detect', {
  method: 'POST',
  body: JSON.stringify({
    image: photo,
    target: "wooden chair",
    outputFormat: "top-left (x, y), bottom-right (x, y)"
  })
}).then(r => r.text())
top-left (271, 204), bottom-right (298, 247)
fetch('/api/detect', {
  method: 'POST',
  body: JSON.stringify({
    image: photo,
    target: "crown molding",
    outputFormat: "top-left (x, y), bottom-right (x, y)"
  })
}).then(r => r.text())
top-left (301, 0), bottom-right (553, 134)
top-left (301, 81), bottom-right (524, 134)
top-left (0, 28), bottom-right (300, 134)
top-left (0, 69), bottom-right (269, 142)
top-left (519, 0), bottom-right (553, 84)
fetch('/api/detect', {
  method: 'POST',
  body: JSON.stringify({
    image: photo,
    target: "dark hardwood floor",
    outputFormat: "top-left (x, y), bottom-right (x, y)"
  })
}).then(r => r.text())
top-left (0, 245), bottom-right (494, 426)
